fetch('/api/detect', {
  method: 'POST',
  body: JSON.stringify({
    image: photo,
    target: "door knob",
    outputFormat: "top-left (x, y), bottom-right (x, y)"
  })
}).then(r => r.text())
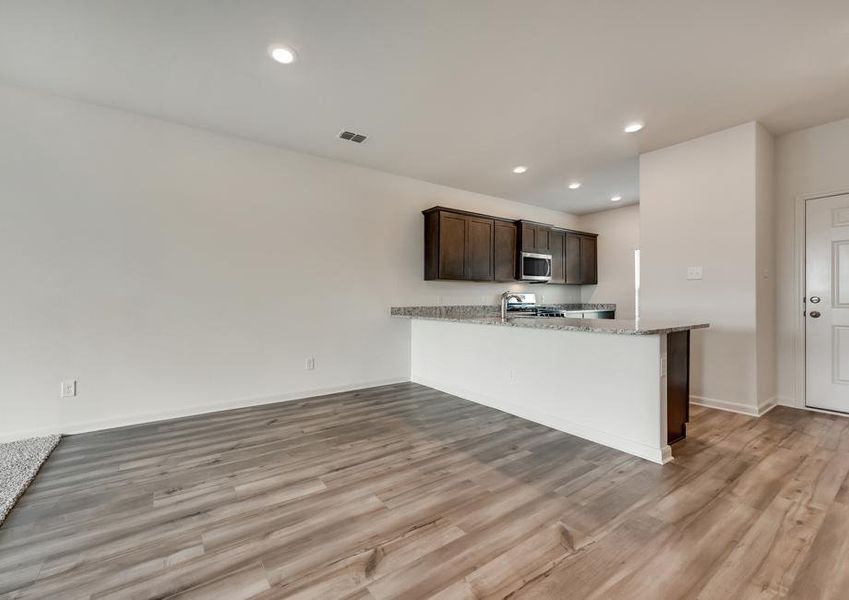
top-left (810, 311), bottom-right (821, 318)
top-left (810, 296), bottom-right (821, 304)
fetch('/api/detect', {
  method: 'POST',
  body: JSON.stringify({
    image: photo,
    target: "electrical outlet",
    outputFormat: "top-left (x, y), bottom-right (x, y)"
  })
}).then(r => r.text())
top-left (60, 380), bottom-right (76, 398)
top-left (686, 266), bottom-right (703, 280)
top-left (305, 357), bottom-right (316, 371)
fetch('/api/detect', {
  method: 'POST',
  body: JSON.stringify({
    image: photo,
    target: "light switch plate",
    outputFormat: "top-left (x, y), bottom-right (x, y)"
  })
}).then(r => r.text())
top-left (60, 380), bottom-right (76, 398)
top-left (687, 266), bottom-right (703, 280)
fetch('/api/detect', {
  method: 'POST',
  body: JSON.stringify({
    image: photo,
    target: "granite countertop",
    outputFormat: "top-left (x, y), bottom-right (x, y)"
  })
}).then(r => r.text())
top-left (390, 304), bottom-right (616, 319)
top-left (390, 306), bottom-right (708, 336)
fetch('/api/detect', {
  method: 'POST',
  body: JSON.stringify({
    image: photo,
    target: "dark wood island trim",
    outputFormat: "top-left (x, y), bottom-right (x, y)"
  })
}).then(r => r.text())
top-left (666, 330), bottom-right (691, 444)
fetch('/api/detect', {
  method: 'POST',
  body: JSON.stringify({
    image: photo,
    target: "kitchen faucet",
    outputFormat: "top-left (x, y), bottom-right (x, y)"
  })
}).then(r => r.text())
top-left (501, 291), bottom-right (524, 322)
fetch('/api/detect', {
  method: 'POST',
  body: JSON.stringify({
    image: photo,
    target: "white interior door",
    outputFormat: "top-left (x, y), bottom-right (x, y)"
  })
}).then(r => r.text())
top-left (806, 193), bottom-right (849, 412)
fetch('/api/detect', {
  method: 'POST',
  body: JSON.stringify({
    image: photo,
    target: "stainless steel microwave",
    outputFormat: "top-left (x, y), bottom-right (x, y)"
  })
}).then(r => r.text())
top-left (518, 251), bottom-right (552, 282)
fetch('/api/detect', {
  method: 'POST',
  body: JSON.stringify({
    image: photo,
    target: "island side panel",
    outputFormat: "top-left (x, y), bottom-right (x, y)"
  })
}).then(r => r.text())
top-left (666, 330), bottom-right (691, 444)
top-left (410, 319), bottom-right (670, 464)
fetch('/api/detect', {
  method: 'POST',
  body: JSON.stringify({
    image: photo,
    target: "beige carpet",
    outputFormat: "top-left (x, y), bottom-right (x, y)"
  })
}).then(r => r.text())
top-left (0, 435), bottom-right (60, 526)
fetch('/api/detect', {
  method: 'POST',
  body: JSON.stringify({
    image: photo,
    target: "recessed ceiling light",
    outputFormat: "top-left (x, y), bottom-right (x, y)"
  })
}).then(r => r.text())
top-left (568, 182), bottom-right (581, 190)
top-left (624, 122), bottom-right (644, 133)
top-left (269, 44), bottom-right (296, 64)
top-left (611, 195), bottom-right (622, 202)
top-left (512, 166), bottom-right (528, 174)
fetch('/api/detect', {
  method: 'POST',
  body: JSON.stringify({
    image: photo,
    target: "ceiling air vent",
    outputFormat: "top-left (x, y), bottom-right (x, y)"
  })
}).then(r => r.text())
top-left (338, 130), bottom-right (368, 143)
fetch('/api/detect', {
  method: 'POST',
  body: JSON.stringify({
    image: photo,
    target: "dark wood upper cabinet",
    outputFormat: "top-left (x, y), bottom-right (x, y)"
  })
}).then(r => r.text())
top-left (465, 216), bottom-right (494, 280)
top-left (580, 235), bottom-right (598, 285)
top-left (424, 208), bottom-right (495, 282)
top-left (437, 211), bottom-right (466, 280)
top-left (565, 232), bottom-right (598, 284)
top-left (423, 207), bottom-right (597, 285)
top-left (565, 233), bottom-right (582, 284)
top-left (494, 221), bottom-right (517, 281)
top-left (536, 227), bottom-right (550, 252)
top-left (549, 229), bottom-right (566, 284)
top-left (518, 221), bottom-right (551, 253)
top-left (519, 223), bottom-right (535, 252)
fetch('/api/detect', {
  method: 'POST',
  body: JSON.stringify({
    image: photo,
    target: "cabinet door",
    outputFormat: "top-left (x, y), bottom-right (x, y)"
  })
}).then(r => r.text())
top-left (494, 221), bottom-right (517, 281)
top-left (465, 217), bottom-right (494, 281)
top-left (535, 227), bottom-right (550, 252)
top-left (549, 230), bottom-right (565, 284)
top-left (520, 223), bottom-right (536, 252)
top-left (565, 233), bottom-right (582, 284)
top-left (580, 235), bottom-right (598, 284)
top-left (438, 212), bottom-right (467, 280)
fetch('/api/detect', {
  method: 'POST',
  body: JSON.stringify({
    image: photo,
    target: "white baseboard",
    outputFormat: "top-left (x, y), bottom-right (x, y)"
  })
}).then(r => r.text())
top-left (775, 396), bottom-right (797, 408)
top-left (690, 395), bottom-right (777, 417)
top-left (0, 377), bottom-right (410, 443)
top-left (758, 396), bottom-right (779, 416)
top-left (413, 375), bottom-right (671, 465)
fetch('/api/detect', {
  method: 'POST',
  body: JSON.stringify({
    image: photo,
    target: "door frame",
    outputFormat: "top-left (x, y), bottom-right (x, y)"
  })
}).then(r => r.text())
top-left (795, 188), bottom-right (849, 413)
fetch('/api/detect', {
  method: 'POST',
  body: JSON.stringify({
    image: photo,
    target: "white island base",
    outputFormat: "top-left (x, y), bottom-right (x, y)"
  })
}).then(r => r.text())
top-left (410, 319), bottom-right (677, 464)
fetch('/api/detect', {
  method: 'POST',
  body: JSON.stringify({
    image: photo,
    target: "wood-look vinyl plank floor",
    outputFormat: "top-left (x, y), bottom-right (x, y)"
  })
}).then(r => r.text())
top-left (2, 383), bottom-right (849, 599)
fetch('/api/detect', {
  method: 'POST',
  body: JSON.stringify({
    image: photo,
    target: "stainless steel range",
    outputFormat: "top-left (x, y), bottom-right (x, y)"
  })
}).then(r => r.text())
top-left (502, 292), bottom-right (615, 320)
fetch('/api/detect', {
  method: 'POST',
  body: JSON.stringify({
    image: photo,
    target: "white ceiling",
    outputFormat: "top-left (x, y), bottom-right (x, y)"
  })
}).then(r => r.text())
top-left (1, 1), bottom-right (848, 214)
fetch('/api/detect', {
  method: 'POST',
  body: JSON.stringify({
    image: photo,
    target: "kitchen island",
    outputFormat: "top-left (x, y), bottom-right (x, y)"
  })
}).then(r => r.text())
top-left (392, 305), bottom-right (708, 464)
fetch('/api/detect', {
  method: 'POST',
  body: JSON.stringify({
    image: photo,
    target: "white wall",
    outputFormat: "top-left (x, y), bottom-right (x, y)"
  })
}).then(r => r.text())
top-left (775, 117), bottom-right (849, 407)
top-left (0, 84), bottom-right (583, 440)
top-left (640, 122), bottom-right (774, 415)
top-left (577, 204), bottom-right (640, 319)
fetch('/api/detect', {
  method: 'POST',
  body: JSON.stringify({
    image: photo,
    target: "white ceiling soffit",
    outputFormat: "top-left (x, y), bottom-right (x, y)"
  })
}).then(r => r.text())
top-left (1, 0), bottom-right (848, 214)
